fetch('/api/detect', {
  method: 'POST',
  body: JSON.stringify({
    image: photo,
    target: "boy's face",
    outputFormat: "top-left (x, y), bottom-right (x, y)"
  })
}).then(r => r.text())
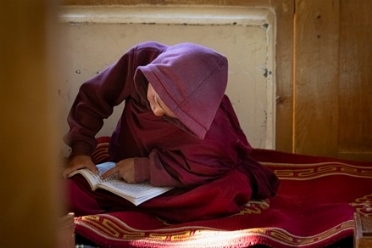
top-left (147, 83), bottom-right (177, 118)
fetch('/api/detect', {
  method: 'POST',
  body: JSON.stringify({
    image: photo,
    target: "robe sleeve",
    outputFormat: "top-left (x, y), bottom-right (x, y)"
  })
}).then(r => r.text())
top-left (133, 152), bottom-right (213, 187)
top-left (137, 105), bottom-right (252, 187)
top-left (64, 52), bottom-right (134, 156)
top-left (64, 42), bottom-right (165, 157)
top-left (146, 143), bottom-right (244, 187)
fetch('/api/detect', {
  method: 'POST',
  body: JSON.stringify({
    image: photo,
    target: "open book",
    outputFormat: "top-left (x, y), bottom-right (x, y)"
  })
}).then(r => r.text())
top-left (68, 162), bottom-right (173, 206)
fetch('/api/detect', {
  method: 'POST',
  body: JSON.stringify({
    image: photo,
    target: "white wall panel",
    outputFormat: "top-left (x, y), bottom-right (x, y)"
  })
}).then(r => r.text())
top-left (59, 6), bottom-right (276, 151)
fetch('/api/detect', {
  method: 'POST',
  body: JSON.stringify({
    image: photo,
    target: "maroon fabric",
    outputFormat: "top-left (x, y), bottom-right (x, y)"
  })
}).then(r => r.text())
top-left (67, 168), bottom-right (253, 222)
top-left (66, 135), bottom-right (275, 222)
top-left (74, 151), bottom-right (372, 248)
top-left (64, 42), bottom-right (279, 221)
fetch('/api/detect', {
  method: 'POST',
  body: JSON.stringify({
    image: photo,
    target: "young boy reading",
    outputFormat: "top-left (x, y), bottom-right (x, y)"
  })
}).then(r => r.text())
top-left (63, 41), bottom-right (279, 222)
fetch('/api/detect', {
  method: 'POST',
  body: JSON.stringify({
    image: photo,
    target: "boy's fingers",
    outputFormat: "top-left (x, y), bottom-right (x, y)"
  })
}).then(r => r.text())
top-left (63, 163), bottom-right (85, 179)
top-left (87, 164), bottom-right (99, 174)
top-left (63, 161), bottom-right (98, 179)
top-left (101, 166), bottom-right (118, 180)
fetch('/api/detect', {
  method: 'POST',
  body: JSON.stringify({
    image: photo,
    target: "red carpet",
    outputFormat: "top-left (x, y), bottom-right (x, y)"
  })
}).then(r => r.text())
top-left (74, 138), bottom-right (372, 247)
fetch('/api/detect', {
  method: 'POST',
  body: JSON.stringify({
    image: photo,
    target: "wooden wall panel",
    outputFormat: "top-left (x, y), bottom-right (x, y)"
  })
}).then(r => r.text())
top-left (273, 0), bottom-right (295, 152)
top-left (338, 0), bottom-right (372, 161)
top-left (294, 0), bottom-right (340, 156)
top-left (295, 0), bottom-right (372, 161)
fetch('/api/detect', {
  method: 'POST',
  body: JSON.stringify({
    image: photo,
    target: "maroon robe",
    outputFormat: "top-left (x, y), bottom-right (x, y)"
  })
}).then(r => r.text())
top-left (64, 41), bottom-right (279, 222)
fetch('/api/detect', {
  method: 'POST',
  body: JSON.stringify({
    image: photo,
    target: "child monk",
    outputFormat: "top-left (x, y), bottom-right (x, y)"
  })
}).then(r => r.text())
top-left (63, 41), bottom-right (279, 222)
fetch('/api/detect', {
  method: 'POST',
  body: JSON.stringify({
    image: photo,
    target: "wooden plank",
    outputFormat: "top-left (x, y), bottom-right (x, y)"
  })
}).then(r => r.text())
top-left (0, 0), bottom-right (63, 247)
top-left (61, 0), bottom-right (273, 6)
top-left (338, 0), bottom-right (372, 162)
top-left (59, 213), bottom-right (76, 248)
top-left (271, 0), bottom-right (294, 152)
top-left (354, 213), bottom-right (372, 248)
top-left (294, 0), bottom-right (339, 156)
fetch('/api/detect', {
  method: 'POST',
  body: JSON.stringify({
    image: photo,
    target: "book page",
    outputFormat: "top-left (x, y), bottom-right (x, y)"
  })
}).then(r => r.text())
top-left (99, 179), bottom-right (172, 206)
top-left (96, 162), bottom-right (117, 179)
top-left (69, 162), bottom-right (173, 205)
top-left (68, 162), bottom-right (116, 190)
top-left (101, 180), bottom-right (170, 198)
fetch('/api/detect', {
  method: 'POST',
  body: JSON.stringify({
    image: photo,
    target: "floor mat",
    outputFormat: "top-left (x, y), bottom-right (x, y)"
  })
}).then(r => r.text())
top-left (74, 155), bottom-right (372, 248)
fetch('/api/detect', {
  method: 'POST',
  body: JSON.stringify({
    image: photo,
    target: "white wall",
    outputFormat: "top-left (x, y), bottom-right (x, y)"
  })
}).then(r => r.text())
top-left (58, 6), bottom-right (276, 152)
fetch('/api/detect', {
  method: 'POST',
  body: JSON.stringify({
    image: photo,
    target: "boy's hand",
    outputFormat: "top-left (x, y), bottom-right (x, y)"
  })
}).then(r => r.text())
top-left (63, 155), bottom-right (98, 178)
top-left (101, 158), bottom-right (135, 183)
